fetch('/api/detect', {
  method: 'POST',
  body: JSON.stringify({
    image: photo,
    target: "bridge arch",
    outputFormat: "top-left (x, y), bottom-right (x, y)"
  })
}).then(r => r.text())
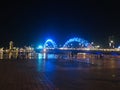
top-left (43, 39), bottom-right (57, 48)
top-left (63, 37), bottom-right (90, 48)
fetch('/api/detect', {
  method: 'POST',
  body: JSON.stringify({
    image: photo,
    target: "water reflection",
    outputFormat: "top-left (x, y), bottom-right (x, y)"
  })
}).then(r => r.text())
top-left (38, 53), bottom-right (43, 59)
top-left (37, 53), bottom-right (57, 72)
top-left (43, 53), bottom-right (46, 59)
top-left (36, 53), bottom-right (120, 89)
top-left (38, 53), bottom-right (56, 60)
top-left (37, 53), bottom-right (120, 72)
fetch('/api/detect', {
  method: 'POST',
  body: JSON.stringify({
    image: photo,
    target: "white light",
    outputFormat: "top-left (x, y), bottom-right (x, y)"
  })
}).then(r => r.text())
top-left (91, 42), bottom-right (94, 44)
top-left (85, 48), bottom-right (90, 50)
top-left (43, 49), bottom-right (46, 52)
top-left (118, 46), bottom-right (120, 49)
top-left (110, 40), bottom-right (114, 43)
top-left (96, 45), bottom-right (100, 48)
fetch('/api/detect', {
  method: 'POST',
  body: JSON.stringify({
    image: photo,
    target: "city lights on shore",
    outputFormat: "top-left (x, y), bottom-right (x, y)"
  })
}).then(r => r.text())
top-left (0, 37), bottom-right (120, 60)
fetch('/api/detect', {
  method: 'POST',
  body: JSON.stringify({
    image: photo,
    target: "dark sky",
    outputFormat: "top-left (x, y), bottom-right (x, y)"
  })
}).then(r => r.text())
top-left (0, 0), bottom-right (120, 47)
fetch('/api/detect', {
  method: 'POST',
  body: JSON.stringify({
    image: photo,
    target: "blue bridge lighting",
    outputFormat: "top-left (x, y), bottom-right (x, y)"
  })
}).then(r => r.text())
top-left (41, 37), bottom-right (91, 49)
top-left (37, 45), bottom-right (43, 49)
top-left (44, 39), bottom-right (57, 48)
top-left (63, 37), bottom-right (90, 48)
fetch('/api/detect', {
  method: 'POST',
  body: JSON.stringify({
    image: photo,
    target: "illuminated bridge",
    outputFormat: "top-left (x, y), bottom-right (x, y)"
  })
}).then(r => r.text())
top-left (43, 37), bottom-right (91, 49)
top-left (37, 37), bottom-right (120, 55)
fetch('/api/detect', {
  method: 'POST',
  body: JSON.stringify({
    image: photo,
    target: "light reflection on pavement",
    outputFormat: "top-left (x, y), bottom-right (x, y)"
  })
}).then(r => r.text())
top-left (36, 54), bottom-right (120, 90)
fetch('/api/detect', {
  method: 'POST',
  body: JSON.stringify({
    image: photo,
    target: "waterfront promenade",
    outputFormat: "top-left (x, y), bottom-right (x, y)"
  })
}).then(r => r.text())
top-left (0, 57), bottom-right (120, 90)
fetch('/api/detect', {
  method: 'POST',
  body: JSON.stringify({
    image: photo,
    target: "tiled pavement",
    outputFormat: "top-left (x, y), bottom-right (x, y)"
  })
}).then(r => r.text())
top-left (0, 59), bottom-right (56, 90)
top-left (1, 58), bottom-right (120, 90)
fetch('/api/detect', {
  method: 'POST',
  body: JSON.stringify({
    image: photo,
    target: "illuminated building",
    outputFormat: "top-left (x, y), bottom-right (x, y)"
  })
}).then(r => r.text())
top-left (9, 41), bottom-right (13, 50)
top-left (0, 48), bottom-right (3, 59)
top-left (109, 36), bottom-right (115, 48)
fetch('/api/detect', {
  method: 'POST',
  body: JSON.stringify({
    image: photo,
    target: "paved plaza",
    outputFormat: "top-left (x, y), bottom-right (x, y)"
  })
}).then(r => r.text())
top-left (0, 58), bottom-right (120, 90)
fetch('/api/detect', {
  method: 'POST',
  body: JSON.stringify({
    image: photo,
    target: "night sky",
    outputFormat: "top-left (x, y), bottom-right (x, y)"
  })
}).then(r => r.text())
top-left (0, 0), bottom-right (120, 47)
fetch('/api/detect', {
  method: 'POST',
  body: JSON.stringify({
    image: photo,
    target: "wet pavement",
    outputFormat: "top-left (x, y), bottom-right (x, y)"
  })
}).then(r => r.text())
top-left (0, 57), bottom-right (120, 90)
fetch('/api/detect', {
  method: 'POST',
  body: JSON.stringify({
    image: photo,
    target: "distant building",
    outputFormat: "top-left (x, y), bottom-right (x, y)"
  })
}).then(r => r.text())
top-left (108, 36), bottom-right (115, 48)
top-left (9, 41), bottom-right (13, 50)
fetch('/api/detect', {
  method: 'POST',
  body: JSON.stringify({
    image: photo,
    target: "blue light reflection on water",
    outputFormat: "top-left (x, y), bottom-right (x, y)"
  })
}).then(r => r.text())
top-left (43, 53), bottom-right (46, 59)
top-left (37, 53), bottom-right (57, 72)
top-left (38, 53), bottom-right (56, 60)
top-left (38, 53), bottom-right (43, 59)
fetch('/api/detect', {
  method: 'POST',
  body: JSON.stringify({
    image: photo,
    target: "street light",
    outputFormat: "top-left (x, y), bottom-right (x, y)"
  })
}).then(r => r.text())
top-left (96, 45), bottom-right (100, 48)
top-left (110, 40), bottom-right (114, 43)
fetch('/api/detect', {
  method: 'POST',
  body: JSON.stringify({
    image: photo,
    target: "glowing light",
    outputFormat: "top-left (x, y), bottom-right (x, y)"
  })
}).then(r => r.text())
top-left (118, 46), bottom-right (120, 49)
top-left (43, 48), bottom-right (46, 52)
top-left (43, 53), bottom-right (46, 59)
top-left (91, 42), bottom-right (94, 45)
top-left (110, 40), bottom-right (114, 43)
top-left (63, 37), bottom-right (90, 48)
top-left (96, 45), bottom-right (100, 48)
top-left (44, 39), bottom-right (57, 48)
top-left (85, 48), bottom-right (90, 50)
top-left (37, 45), bottom-right (43, 49)
top-left (83, 53), bottom-right (86, 59)
top-left (38, 53), bottom-right (43, 59)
